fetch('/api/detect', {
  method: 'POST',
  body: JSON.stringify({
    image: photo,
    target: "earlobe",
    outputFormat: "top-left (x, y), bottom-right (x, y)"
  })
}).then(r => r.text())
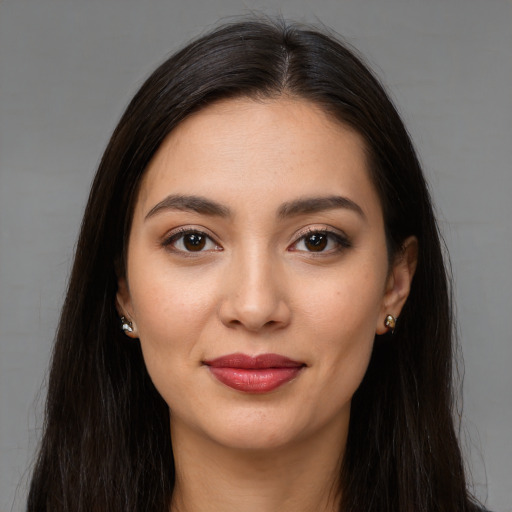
top-left (376, 236), bottom-right (418, 335)
top-left (120, 316), bottom-right (134, 333)
top-left (116, 277), bottom-right (138, 338)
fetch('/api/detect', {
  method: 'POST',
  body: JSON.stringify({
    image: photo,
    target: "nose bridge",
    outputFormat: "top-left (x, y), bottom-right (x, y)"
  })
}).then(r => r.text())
top-left (219, 240), bottom-right (290, 331)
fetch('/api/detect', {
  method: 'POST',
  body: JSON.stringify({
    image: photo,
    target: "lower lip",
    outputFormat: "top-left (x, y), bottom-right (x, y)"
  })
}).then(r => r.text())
top-left (208, 367), bottom-right (303, 393)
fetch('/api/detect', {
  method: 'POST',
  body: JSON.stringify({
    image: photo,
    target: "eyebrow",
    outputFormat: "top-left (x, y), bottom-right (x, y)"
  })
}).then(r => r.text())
top-left (277, 195), bottom-right (366, 221)
top-left (144, 193), bottom-right (365, 221)
top-left (145, 194), bottom-right (231, 220)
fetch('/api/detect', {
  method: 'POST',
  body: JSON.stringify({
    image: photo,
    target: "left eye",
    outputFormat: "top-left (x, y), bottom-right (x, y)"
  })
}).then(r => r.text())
top-left (165, 230), bottom-right (220, 253)
top-left (291, 231), bottom-right (349, 253)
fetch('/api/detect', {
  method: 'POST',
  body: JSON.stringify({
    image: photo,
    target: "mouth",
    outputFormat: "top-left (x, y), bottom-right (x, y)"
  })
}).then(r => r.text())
top-left (202, 353), bottom-right (306, 393)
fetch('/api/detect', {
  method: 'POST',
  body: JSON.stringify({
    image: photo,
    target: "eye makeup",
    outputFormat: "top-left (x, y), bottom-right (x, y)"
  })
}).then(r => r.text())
top-left (161, 224), bottom-right (352, 258)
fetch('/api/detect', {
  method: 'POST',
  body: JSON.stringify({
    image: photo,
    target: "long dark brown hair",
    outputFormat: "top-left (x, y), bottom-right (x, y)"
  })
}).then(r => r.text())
top-left (28, 17), bottom-right (481, 512)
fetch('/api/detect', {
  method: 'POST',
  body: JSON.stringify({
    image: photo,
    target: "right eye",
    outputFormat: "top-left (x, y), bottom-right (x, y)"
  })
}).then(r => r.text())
top-left (164, 229), bottom-right (222, 253)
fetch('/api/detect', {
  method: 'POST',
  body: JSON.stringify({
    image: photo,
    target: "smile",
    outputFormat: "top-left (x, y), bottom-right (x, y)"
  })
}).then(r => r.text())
top-left (203, 353), bottom-right (306, 393)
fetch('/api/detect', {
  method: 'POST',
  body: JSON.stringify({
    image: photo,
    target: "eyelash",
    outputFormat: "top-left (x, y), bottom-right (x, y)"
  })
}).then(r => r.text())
top-left (162, 227), bottom-right (351, 255)
top-left (162, 227), bottom-right (222, 254)
top-left (290, 227), bottom-right (352, 254)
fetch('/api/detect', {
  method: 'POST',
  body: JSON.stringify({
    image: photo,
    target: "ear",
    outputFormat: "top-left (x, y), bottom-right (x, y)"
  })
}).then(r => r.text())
top-left (376, 236), bottom-right (418, 335)
top-left (116, 276), bottom-right (138, 338)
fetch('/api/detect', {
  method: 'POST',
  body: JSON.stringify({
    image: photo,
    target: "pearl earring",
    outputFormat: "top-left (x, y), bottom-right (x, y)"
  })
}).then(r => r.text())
top-left (120, 316), bottom-right (134, 333)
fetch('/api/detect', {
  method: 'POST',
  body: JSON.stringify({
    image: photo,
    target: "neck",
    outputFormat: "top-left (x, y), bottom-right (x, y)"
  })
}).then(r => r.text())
top-left (169, 417), bottom-right (346, 512)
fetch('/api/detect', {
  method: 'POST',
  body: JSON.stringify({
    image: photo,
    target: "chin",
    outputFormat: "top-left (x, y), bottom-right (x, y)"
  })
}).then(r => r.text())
top-left (171, 400), bottom-right (311, 453)
top-left (208, 419), bottom-right (305, 452)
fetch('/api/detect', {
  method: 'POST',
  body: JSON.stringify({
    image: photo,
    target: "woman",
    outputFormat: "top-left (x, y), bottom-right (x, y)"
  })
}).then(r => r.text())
top-left (27, 18), bottom-right (483, 512)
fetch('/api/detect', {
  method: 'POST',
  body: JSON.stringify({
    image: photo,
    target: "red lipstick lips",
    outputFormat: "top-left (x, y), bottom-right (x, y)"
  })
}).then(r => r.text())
top-left (203, 353), bottom-right (305, 393)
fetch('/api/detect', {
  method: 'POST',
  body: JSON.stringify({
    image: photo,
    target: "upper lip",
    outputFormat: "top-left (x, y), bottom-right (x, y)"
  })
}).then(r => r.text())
top-left (203, 353), bottom-right (306, 369)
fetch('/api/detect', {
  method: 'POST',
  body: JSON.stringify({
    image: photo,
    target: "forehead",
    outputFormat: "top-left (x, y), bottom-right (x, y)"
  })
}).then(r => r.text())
top-left (136, 97), bottom-right (381, 222)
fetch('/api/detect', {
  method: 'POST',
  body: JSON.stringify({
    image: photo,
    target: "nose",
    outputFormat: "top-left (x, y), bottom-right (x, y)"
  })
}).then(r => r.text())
top-left (218, 250), bottom-right (291, 333)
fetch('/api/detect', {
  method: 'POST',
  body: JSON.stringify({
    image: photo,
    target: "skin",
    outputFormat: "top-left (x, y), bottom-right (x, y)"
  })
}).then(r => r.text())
top-left (117, 97), bottom-right (417, 512)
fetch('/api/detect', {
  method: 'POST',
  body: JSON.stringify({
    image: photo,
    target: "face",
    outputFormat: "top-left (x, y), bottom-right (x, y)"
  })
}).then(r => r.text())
top-left (117, 97), bottom-right (416, 452)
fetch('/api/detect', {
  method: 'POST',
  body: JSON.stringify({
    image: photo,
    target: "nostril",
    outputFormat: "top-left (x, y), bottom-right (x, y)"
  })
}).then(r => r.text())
top-left (218, 289), bottom-right (292, 332)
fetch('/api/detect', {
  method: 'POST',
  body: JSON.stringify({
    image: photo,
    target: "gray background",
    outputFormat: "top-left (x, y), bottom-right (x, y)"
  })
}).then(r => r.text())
top-left (0, 0), bottom-right (511, 510)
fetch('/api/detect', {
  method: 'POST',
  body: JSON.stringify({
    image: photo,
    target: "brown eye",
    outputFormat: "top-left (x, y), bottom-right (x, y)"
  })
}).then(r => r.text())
top-left (304, 233), bottom-right (328, 252)
top-left (165, 230), bottom-right (220, 253)
top-left (290, 229), bottom-right (351, 254)
top-left (183, 233), bottom-right (206, 251)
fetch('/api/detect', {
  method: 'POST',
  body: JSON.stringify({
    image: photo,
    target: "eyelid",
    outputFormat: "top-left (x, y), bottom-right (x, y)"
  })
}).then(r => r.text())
top-left (160, 224), bottom-right (350, 255)
top-left (289, 225), bottom-right (352, 253)
top-left (161, 226), bottom-right (223, 253)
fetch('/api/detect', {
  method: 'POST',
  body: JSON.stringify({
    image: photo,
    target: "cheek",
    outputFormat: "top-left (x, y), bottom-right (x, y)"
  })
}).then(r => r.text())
top-left (298, 263), bottom-right (384, 382)
top-left (129, 253), bottom-right (217, 335)
top-left (125, 262), bottom-right (215, 390)
top-left (301, 263), bottom-right (384, 334)
top-left (127, 272), bottom-right (212, 409)
top-left (315, 291), bottom-right (378, 374)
